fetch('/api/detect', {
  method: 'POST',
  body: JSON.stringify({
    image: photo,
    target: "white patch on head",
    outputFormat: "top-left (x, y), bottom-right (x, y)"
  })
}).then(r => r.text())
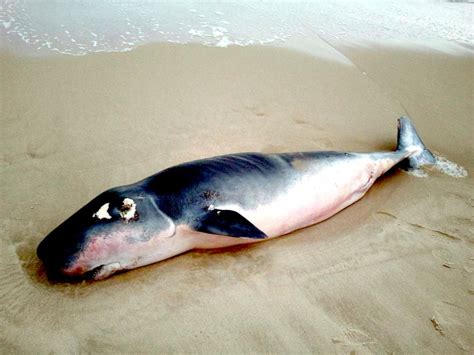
top-left (93, 203), bottom-right (112, 220)
top-left (120, 198), bottom-right (137, 222)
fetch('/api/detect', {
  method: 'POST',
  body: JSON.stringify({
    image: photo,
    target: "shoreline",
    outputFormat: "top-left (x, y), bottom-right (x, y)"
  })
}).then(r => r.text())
top-left (2, 1), bottom-right (472, 57)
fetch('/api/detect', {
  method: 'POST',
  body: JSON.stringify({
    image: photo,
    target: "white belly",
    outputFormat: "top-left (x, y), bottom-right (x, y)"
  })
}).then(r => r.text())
top-left (215, 156), bottom-right (378, 238)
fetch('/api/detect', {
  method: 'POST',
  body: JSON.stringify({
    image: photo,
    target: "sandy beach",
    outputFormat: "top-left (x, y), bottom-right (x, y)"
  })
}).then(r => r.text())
top-left (1, 24), bottom-right (473, 354)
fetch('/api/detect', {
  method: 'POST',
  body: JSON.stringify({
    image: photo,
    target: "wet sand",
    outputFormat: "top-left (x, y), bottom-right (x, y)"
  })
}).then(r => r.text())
top-left (0, 43), bottom-right (473, 353)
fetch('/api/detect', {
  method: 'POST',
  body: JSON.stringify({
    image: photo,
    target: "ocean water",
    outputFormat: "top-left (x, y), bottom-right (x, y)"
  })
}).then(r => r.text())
top-left (1, 0), bottom-right (472, 56)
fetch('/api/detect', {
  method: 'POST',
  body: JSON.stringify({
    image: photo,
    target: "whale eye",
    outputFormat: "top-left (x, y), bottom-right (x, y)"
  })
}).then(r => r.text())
top-left (92, 203), bottom-right (112, 220)
top-left (120, 198), bottom-right (139, 223)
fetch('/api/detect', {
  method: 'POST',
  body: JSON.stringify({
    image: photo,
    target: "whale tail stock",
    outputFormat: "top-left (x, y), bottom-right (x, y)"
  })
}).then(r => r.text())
top-left (396, 116), bottom-right (436, 170)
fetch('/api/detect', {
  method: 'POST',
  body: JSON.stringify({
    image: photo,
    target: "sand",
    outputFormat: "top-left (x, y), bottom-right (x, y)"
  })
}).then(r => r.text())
top-left (0, 42), bottom-right (473, 353)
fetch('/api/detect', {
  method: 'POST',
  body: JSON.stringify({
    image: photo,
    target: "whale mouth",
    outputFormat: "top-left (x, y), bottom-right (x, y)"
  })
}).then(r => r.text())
top-left (85, 262), bottom-right (123, 280)
top-left (43, 262), bottom-right (124, 282)
top-left (85, 264), bottom-right (105, 280)
top-left (43, 265), bottom-right (104, 282)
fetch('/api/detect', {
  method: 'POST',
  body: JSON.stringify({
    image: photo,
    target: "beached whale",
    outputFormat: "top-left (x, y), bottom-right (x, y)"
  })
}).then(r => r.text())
top-left (37, 117), bottom-right (435, 280)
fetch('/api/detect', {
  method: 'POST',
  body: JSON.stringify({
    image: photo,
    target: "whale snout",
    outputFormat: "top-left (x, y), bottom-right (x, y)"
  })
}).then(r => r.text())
top-left (37, 226), bottom-right (87, 279)
top-left (36, 186), bottom-right (176, 280)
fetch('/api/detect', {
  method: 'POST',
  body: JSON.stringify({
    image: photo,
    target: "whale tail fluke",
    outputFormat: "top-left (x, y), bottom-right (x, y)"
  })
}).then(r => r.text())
top-left (396, 116), bottom-right (435, 170)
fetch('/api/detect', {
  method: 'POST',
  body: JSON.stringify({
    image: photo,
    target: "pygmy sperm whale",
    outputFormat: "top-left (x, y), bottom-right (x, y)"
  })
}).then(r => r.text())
top-left (37, 117), bottom-right (436, 280)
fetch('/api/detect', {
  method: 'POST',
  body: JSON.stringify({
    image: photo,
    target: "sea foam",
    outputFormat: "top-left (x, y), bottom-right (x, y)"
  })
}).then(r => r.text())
top-left (407, 153), bottom-right (468, 178)
top-left (432, 153), bottom-right (468, 178)
top-left (1, 1), bottom-right (472, 57)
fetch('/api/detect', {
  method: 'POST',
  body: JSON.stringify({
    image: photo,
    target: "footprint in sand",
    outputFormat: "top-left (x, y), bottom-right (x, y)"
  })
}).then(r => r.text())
top-left (432, 302), bottom-right (473, 351)
top-left (244, 104), bottom-right (267, 118)
top-left (376, 212), bottom-right (463, 243)
top-left (331, 327), bottom-right (376, 346)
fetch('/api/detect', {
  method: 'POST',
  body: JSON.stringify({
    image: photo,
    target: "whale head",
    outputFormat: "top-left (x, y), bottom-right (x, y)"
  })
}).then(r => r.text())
top-left (37, 185), bottom-right (175, 280)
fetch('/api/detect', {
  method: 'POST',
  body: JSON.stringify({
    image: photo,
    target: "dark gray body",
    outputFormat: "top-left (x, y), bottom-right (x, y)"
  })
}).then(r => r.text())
top-left (145, 151), bottom-right (351, 231)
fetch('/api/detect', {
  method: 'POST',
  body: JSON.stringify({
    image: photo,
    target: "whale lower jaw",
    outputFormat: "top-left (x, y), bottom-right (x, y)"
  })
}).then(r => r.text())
top-left (90, 262), bottom-right (122, 280)
top-left (57, 262), bottom-right (124, 281)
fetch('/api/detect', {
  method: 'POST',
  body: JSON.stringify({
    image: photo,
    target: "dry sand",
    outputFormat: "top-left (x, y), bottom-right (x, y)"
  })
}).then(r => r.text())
top-left (0, 43), bottom-right (473, 353)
